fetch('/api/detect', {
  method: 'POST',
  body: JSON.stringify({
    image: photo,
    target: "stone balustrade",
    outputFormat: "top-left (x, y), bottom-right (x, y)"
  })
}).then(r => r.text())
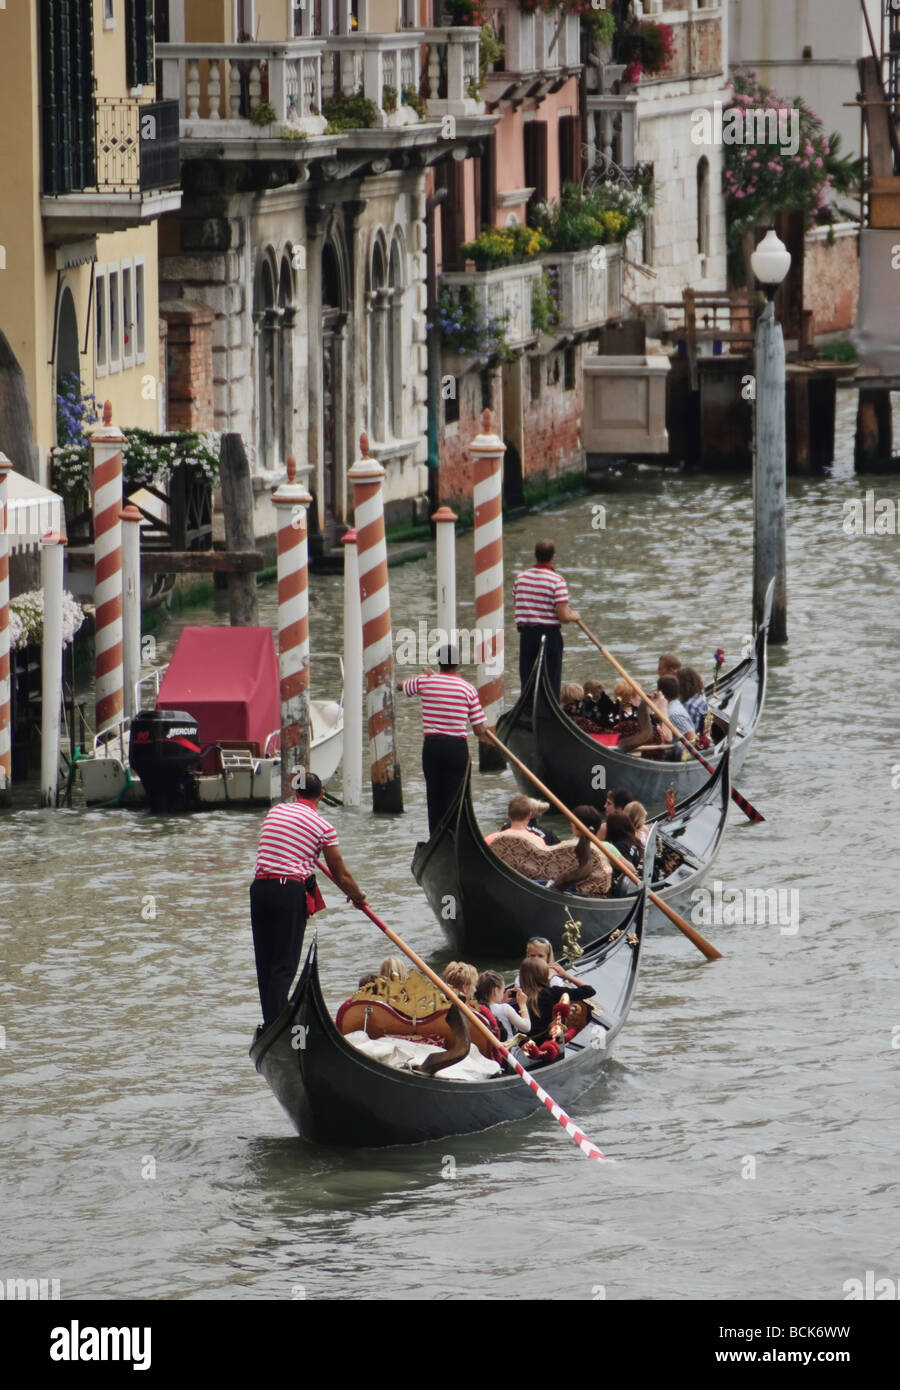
top-left (441, 261), bottom-right (542, 356)
top-left (422, 28), bottom-right (482, 116)
top-left (542, 243), bottom-right (624, 336)
top-left (158, 41), bottom-right (328, 135)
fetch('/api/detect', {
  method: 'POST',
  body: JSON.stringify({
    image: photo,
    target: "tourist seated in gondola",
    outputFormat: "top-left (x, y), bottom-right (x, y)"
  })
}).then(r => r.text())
top-left (514, 937), bottom-right (588, 990)
top-left (379, 956), bottom-right (408, 982)
top-left (625, 800), bottom-right (650, 848)
top-left (488, 811), bottom-right (613, 896)
top-left (519, 957), bottom-right (596, 1043)
top-left (658, 652), bottom-right (682, 679)
top-left (442, 961), bottom-right (503, 1058)
top-left (549, 805), bottom-right (612, 896)
top-left (487, 794), bottom-right (560, 846)
top-left (677, 665), bottom-right (709, 736)
top-left (475, 970), bottom-right (530, 1041)
top-left (559, 681), bottom-right (585, 715)
top-left (603, 811), bottom-right (644, 889)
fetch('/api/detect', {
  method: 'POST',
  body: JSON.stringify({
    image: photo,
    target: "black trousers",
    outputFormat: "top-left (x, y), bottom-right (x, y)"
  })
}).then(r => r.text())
top-left (249, 877), bottom-right (310, 1027)
top-left (519, 624), bottom-right (564, 700)
top-left (422, 734), bottom-right (470, 835)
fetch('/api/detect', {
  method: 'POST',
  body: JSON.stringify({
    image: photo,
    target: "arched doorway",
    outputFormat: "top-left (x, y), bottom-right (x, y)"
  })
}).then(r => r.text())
top-left (55, 286), bottom-right (81, 441)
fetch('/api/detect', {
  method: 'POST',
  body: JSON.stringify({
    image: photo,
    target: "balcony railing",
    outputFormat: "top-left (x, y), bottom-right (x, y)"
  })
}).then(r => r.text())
top-left (158, 41), bottom-right (326, 133)
top-left (42, 97), bottom-right (180, 196)
top-left (441, 261), bottom-right (542, 356)
top-left (542, 243), bottom-right (624, 336)
top-left (422, 28), bottom-right (481, 115)
top-left (484, 5), bottom-right (581, 80)
top-left (322, 33), bottom-right (423, 121)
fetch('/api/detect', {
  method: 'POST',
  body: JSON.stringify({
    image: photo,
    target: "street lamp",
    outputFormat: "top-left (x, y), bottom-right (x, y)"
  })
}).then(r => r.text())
top-left (751, 227), bottom-right (791, 643)
top-left (750, 227), bottom-right (791, 301)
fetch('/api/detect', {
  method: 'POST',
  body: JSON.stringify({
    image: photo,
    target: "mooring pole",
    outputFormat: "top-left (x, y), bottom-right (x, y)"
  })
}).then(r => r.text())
top-left (341, 527), bottom-right (363, 808)
top-left (121, 504), bottom-right (142, 720)
top-left (40, 530), bottom-right (66, 808)
top-left (753, 298), bottom-right (788, 643)
top-left (272, 456), bottom-right (313, 799)
top-left (90, 405), bottom-right (125, 732)
top-left (471, 409), bottom-right (506, 769)
top-left (348, 435), bottom-right (403, 813)
top-left (432, 504), bottom-right (458, 644)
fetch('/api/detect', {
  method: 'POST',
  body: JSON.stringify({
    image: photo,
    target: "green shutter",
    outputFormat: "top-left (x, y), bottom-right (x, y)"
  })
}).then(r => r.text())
top-left (126, 0), bottom-right (155, 87)
top-left (40, 0), bottom-right (96, 193)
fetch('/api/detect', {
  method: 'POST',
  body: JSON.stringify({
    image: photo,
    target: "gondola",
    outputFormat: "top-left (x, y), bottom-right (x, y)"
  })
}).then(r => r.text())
top-left (411, 734), bottom-right (731, 956)
top-left (495, 586), bottom-right (772, 818)
top-left (249, 850), bottom-right (650, 1148)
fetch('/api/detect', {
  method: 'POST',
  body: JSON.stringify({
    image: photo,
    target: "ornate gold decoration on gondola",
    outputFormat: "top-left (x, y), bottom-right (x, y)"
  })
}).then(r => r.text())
top-left (561, 907), bottom-right (583, 962)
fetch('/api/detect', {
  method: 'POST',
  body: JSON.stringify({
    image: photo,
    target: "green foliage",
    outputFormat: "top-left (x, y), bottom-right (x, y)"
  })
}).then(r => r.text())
top-left (382, 84), bottom-right (398, 114)
top-left (435, 286), bottom-right (516, 363)
top-left (817, 340), bottom-right (857, 364)
top-left (50, 429), bottom-right (221, 514)
top-left (469, 22), bottom-right (503, 97)
top-left (249, 100), bottom-right (277, 127)
top-left (582, 8), bottom-right (616, 46)
top-left (402, 84), bottom-right (429, 118)
top-left (461, 223), bottom-right (549, 270)
top-left (322, 91), bottom-right (378, 132)
top-left (279, 127), bottom-right (309, 141)
top-left (442, 0), bottom-right (486, 24)
top-left (531, 270), bottom-right (559, 334)
top-left (531, 181), bottom-right (649, 251)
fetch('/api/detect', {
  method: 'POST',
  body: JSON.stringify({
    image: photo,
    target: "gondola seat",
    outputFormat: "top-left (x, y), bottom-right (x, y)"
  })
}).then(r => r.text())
top-left (487, 831), bottom-right (613, 897)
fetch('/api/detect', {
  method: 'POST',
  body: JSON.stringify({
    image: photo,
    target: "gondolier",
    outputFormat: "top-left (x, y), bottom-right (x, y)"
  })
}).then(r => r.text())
top-left (398, 645), bottom-right (493, 834)
top-left (513, 539), bottom-right (580, 698)
top-left (251, 771), bottom-right (365, 1028)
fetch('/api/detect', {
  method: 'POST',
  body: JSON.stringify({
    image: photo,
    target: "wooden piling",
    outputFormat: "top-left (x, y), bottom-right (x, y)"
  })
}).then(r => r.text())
top-left (219, 433), bottom-right (259, 626)
top-left (753, 300), bottom-right (788, 642)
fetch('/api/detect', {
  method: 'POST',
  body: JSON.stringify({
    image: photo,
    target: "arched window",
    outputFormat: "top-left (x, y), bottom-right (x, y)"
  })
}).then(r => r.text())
top-left (254, 256), bottom-right (279, 469)
top-left (368, 238), bottom-right (388, 442)
top-left (278, 257), bottom-right (295, 465)
top-left (388, 236), bottom-right (404, 438)
top-left (697, 155), bottom-right (710, 258)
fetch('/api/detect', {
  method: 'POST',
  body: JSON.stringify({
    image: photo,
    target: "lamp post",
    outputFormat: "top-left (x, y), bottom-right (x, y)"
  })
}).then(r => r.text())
top-left (750, 228), bottom-right (791, 644)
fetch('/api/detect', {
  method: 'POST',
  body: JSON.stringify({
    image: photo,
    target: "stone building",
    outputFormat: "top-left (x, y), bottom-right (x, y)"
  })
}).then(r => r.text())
top-left (156, 0), bottom-right (493, 548)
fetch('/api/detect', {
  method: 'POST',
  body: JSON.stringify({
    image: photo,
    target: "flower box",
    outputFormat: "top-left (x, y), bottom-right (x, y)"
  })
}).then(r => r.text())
top-left (441, 261), bottom-right (542, 352)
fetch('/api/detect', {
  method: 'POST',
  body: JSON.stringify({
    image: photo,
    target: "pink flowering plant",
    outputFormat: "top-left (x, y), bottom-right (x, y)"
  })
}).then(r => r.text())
top-left (724, 71), bottom-right (859, 283)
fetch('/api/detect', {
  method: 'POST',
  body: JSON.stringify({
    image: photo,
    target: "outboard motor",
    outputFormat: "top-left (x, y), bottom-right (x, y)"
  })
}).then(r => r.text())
top-left (129, 709), bottom-right (201, 813)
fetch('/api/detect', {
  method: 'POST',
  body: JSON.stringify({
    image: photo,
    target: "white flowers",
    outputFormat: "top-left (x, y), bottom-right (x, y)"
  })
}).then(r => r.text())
top-left (8, 589), bottom-right (85, 651)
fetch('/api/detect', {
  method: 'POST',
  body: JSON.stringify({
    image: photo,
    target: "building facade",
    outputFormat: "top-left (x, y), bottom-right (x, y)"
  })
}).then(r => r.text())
top-left (0, 0), bottom-right (181, 480)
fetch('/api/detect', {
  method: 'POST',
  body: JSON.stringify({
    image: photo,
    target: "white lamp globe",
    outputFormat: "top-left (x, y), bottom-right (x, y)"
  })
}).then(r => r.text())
top-left (751, 228), bottom-right (792, 299)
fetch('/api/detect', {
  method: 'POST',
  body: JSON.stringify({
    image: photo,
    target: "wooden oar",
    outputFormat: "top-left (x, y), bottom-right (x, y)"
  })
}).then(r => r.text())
top-left (576, 619), bottom-right (766, 825)
top-left (484, 731), bottom-right (722, 962)
top-left (315, 861), bottom-right (612, 1162)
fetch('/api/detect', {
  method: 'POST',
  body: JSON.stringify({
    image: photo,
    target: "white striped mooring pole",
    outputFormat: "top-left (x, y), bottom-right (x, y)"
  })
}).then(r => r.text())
top-left (0, 453), bottom-right (12, 797)
top-left (471, 409), bottom-right (506, 771)
top-left (341, 527), bottom-right (363, 808)
top-left (40, 529), bottom-right (66, 808)
top-left (90, 404), bottom-right (125, 734)
top-left (432, 504), bottom-right (458, 644)
top-left (348, 434), bottom-right (403, 813)
top-left (121, 504), bottom-right (143, 721)
top-left (272, 456), bottom-right (312, 800)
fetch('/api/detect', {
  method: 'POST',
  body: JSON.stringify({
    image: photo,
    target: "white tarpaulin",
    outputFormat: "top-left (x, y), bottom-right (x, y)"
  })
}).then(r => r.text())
top-left (4, 470), bottom-right (64, 554)
top-left (854, 229), bottom-right (900, 376)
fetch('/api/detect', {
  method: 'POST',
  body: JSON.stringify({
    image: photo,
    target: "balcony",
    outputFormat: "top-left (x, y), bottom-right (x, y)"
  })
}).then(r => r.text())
top-left (541, 243), bottom-right (624, 339)
top-left (41, 98), bottom-right (182, 243)
top-left (422, 27), bottom-right (484, 120)
top-left (440, 261), bottom-right (542, 368)
top-left (158, 40), bottom-right (327, 136)
top-left (615, 3), bottom-right (724, 86)
top-left (483, 5), bottom-right (581, 102)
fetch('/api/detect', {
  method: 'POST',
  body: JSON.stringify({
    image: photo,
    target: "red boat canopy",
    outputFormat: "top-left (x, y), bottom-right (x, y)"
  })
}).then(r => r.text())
top-left (156, 627), bottom-right (280, 758)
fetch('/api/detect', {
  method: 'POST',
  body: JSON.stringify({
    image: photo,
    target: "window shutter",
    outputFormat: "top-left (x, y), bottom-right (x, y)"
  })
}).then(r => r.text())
top-left (524, 122), bottom-right (548, 211)
top-left (481, 133), bottom-right (497, 227)
top-left (126, 0), bottom-right (155, 87)
top-left (558, 113), bottom-right (581, 191)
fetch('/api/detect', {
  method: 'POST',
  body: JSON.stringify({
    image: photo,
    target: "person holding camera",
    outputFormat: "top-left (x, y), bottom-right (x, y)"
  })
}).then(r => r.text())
top-left (475, 970), bottom-right (531, 1042)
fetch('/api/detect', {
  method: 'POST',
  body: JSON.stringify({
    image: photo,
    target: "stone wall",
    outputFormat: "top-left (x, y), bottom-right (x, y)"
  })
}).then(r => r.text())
top-left (804, 224), bottom-right (858, 336)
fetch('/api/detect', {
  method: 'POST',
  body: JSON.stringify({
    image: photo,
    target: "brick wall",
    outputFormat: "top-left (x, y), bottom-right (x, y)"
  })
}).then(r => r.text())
top-left (804, 225), bottom-right (858, 336)
top-left (159, 301), bottom-right (215, 432)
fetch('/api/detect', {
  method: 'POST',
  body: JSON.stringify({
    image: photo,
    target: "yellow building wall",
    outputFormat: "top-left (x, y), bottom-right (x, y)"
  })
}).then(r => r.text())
top-left (0, 1), bottom-right (165, 479)
top-left (186, 0), bottom-right (230, 43)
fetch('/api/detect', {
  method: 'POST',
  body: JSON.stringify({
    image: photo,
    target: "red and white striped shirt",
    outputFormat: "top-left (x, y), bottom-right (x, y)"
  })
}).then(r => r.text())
top-left (513, 564), bottom-right (569, 627)
top-left (402, 673), bottom-right (486, 738)
top-left (254, 799), bottom-right (339, 882)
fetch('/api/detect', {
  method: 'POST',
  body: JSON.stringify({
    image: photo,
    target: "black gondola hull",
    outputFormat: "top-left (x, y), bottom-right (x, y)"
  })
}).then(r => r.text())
top-left (250, 878), bottom-right (648, 1148)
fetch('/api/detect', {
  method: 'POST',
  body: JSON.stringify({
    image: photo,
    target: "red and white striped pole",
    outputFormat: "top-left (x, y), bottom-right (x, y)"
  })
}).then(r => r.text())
top-left (341, 527), bottom-right (363, 808)
top-left (431, 504), bottom-right (458, 644)
top-left (471, 409), bottom-right (505, 771)
top-left (0, 453), bottom-right (12, 797)
top-left (348, 434), bottom-right (403, 813)
top-left (272, 456), bottom-right (312, 800)
top-left (90, 403), bottom-right (125, 734)
top-left (121, 503), bottom-right (143, 721)
top-left (40, 529), bottom-right (67, 808)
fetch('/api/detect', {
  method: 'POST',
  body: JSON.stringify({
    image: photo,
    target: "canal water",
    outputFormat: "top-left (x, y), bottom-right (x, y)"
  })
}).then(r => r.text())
top-left (2, 388), bottom-right (898, 1301)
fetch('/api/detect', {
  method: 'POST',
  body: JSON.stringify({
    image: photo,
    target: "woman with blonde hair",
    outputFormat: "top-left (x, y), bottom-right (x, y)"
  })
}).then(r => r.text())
top-left (379, 955), bottom-right (408, 981)
top-left (625, 800), bottom-right (650, 848)
top-left (441, 960), bottom-right (478, 999)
